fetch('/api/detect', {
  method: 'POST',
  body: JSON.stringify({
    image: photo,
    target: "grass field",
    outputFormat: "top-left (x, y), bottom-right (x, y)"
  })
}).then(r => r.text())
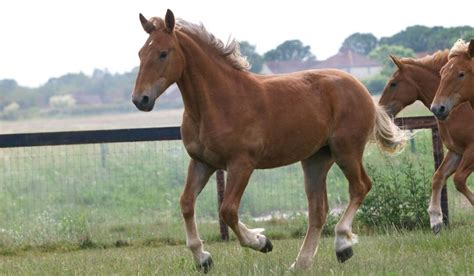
top-left (0, 218), bottom-right (472, 275)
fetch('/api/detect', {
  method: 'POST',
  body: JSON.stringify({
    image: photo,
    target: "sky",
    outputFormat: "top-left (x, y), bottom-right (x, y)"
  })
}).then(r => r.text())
top-left (1, 0), bottom-right (473, 88)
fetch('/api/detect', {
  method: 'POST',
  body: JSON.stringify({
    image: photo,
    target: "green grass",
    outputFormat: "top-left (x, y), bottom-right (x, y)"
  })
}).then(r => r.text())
top-left (0, 220), bottom-right (472, 275)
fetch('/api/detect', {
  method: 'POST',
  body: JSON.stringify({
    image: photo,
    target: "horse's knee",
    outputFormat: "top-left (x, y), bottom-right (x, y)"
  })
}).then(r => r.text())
top-left (432, 171), bottom-right (445, 187)
top-left (180, 195), bottom-right (195, 219)
top-left (220, 202), bottom-right (238, 226)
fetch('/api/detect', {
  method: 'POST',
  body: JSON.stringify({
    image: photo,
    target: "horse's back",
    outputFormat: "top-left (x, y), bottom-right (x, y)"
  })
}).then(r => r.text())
top-left (249, 69), bottom-right (376, 167)
top-left (259, 68), bottom-right (374, 111)
top-left (259, 68), bottom-right (376, 132)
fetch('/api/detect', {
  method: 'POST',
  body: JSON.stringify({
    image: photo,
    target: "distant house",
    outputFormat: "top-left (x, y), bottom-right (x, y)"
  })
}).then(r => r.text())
top-left (264, 60), bottom-right (320, 74)
top-left (262, 50), bottom-right (382, 80)
top-left (313, 50), bottom-right (381, 79)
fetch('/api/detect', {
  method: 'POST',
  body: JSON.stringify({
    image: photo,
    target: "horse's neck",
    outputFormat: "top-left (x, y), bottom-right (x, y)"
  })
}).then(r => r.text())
top-left (176, 33), bottom-right (248, 121)
top-left (411, 66), bottom-right (441, 107)
top-left (406, 52), bottom-right (448, 107)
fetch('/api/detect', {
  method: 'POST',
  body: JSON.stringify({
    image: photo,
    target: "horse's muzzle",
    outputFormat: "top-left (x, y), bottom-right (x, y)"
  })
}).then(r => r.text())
top-left (132, 95), bottom-right (155, 112)
top-left (431, 104), bottom-right (449, 120)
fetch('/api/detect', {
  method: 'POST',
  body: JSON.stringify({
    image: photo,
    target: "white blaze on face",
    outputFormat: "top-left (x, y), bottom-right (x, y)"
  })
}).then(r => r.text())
top-left (148, 40), bottom-right (154, 46)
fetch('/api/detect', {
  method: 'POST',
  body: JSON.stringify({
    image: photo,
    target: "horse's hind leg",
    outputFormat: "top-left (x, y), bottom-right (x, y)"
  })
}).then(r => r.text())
top-left (219, 158), bottom-right (272, 252)
top-left (453, 147), bottom-right (474, 205)
top-left (180, 159), bottom-right (216, 272)
top-left (330, 140), bottom-right (372, 263)
top-left (428, 150), bottom-right (460, 234)
top-left (291, 146), bottom-right (334, 270)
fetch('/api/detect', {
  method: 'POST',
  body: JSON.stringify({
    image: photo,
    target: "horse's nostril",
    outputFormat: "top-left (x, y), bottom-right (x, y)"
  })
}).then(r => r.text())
top-left (439, 105), bottom-right (445, 114)
top-left (142, 96), bottom-right (149, 105)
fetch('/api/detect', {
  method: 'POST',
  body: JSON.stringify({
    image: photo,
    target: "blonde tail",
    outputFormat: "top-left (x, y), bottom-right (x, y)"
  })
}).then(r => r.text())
top-left (372, 102), bottom-right (412, 154)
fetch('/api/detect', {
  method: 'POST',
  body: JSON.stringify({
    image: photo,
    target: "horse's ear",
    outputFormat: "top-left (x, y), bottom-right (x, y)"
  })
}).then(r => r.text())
top-left (165, 9), bottom-right (175, 33)
top-left (139, 13), bottom-right (156, 34)
top-left (390, 55), bottom-right (404, 70)
top-left (468, 39), bottom-right (474, 58)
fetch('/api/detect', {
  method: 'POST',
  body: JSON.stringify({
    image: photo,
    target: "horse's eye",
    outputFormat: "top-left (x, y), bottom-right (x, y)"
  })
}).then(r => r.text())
top-left (389, 82), bottom-right (397, 88)
top-left (458, 72), bottom-right (465, 78)
top-left (159, 51), bottom-right (168, 60)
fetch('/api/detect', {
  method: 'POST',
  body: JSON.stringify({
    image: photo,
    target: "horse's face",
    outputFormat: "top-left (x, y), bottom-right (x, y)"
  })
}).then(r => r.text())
top-left (132, 10), bottom-right (184, 111)
top-left (379, 56), bottom-right (418, 117)
top-left (431, 40), bottom-right (473, 120)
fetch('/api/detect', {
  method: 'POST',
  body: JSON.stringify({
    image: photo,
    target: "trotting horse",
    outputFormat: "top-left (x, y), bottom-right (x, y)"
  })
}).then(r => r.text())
top-left (429, 39), bottom-right (474, 232)
top-left (132, 9), bottom-right (408, 272)
top-left (379, 40), bottom-right (474, 234)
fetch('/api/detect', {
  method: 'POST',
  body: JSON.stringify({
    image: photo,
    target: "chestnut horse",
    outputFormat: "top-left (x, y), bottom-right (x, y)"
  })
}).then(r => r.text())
top-left (431, 39), bottom-right (474, 119)
top-left (379, 50), bottom-right (449, 117)
top-left (132, 9), bottom-right (408, 272)
top-left (379, 41), bottom-right (474, 234)
top-left (429, 39), bottom-right (474, 232)
top-left (436, 102), bottom-right (474, 212)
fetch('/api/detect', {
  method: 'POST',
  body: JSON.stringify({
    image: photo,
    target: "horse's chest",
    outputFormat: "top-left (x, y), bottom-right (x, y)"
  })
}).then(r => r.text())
top-left (181, 123), bottom-right (229, 169)
top-left (438, 122), bottom-right (473, 154)
top-left (437, 103), bottom-right (474, 154)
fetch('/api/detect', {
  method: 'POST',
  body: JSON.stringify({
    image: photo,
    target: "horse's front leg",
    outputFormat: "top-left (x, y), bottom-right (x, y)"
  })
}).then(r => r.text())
top-left (180, 159), bottom-right (216, 272)
top-left (428, 150), bottom-right (460, 234)
top-left (220, 158), bottom-right (273, 252)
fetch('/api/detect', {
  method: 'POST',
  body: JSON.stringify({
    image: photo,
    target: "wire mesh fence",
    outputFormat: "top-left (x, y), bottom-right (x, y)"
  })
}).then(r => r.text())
top-left (0, 128), bottom-right (471, 249)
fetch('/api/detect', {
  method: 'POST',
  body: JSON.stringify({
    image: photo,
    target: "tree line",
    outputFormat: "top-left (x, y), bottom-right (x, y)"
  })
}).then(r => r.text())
top-left (1, 25), bottom-right (473, 119)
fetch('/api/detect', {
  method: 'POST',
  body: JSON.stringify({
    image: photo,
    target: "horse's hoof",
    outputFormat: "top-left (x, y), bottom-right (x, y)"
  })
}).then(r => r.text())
top-left (432, 223), bottom-right (442, 235)
top-left (336, 247), bottom-right (353, 263)
top-left (259, 238), bottom-right (273, 253)
top-left (196, 256), bottom-right (213, 273)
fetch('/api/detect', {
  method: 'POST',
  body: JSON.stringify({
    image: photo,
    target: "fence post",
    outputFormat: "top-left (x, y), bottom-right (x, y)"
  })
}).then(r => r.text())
top-left (431, 128), bottom-right (449, 225)
top-left (216, 170), bottom-right (229, 241)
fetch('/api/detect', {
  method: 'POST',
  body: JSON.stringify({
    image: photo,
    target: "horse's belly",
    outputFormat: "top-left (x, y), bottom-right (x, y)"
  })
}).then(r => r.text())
top-left (181, 111), bottom-right (330, 170)
top-left (255, 132), bottom-right (328, 169)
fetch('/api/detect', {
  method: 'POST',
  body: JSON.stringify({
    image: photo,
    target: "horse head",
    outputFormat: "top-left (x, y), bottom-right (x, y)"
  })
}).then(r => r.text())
top-left (431, 39), bottom-right (474, 120)
top-left (379, 55), bottom-right (421, 116)
top-left (132, 9), bottom-right (185, 111)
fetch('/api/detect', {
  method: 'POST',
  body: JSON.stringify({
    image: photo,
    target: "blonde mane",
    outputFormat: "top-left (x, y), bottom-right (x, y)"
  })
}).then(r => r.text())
top-left (175, 19), bottom-right (250, 71)
top-left (448, 39), bottom-right (469, 59)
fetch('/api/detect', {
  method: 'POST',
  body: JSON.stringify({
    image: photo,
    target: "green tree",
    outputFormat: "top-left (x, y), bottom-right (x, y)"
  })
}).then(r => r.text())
top-left (380, 25), bottom-right (431, 52)
top-left (263, 40), bottom-right (315, 62)
top-left (380, 25), bottom-right (474, 53)
top-left (339, 33), bottom-right (377, 55)
top-left (239, 41), bottom-right (264, 73)
top-left (368, 44), bottom-right (415, 76)
top-left (460, 29), bottom-right (474, 42)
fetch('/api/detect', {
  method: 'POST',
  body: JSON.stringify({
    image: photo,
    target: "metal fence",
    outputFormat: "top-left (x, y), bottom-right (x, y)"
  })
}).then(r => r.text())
top-left (0, 116), bottom-right (453, 243)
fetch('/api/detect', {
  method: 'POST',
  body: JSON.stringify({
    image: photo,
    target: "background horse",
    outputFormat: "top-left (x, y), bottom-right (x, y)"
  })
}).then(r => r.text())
top-left (379, 41), bottom-right (474, 233)
top-left (132, 9), bottom-right (408, 272)
top-left (379, 50), bottom-right (448, 117)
